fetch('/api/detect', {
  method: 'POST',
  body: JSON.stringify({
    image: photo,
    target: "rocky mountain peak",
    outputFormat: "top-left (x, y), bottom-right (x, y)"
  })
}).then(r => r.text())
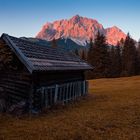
top-left (36, 15), bottom-right (126, 46)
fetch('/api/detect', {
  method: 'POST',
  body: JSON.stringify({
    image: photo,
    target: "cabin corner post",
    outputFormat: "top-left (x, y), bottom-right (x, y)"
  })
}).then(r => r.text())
top-left (29, 74), bottom-right (34, 113)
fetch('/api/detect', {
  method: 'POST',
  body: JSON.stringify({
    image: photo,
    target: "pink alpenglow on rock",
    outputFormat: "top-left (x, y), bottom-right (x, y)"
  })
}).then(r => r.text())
top-left (36, 15), bottom-right (126, 46)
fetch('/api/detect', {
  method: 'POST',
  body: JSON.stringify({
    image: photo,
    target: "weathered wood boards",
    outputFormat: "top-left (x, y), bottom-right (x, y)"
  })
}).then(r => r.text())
top-left (36, 81), bottom-right (88, 109)
top-left (0, 72), bottom-right (31, 105)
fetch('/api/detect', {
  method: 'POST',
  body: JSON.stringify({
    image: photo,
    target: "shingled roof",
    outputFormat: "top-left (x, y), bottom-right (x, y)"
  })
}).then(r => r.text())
top-left (1, 33), bottom-right (92, 74)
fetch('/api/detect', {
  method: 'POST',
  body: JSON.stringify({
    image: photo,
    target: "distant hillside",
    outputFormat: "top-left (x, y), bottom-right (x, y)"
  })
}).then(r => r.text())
top-left (21, 37), bottom-right (87, 51)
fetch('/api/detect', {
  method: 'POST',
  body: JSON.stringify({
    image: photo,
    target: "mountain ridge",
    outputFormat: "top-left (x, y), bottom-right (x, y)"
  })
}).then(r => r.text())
top-left (36, 15), bottom-right (126, 46)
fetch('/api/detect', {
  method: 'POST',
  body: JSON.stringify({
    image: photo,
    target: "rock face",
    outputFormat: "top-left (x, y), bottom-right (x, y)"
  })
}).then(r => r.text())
top-left (105, 26), bottom-right (126, 45)
top-left (36, 15), bottom-right (126, 46)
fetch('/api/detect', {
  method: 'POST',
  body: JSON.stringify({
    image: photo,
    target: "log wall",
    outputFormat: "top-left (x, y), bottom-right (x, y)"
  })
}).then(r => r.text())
top-left (0, 71), bottom-right (31, 105)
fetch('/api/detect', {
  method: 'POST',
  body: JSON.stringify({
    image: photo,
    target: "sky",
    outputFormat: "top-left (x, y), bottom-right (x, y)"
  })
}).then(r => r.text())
top-left (0, 0), bottom-right (140, 40)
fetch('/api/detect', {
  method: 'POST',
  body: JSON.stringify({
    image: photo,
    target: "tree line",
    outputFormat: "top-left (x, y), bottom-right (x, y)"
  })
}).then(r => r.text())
top-left (73, 32), bottom-right (140, 79)
top-left (51, 33), bottom-right (140, 79)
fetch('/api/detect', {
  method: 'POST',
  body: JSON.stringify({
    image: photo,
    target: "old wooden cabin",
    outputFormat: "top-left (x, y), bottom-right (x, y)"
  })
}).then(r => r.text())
top-left (0, 33), bottom-right (92, 112)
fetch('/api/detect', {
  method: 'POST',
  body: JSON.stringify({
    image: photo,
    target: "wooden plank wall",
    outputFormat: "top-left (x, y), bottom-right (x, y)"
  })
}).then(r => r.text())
top-left (0, 72), bottom-right (31, 105)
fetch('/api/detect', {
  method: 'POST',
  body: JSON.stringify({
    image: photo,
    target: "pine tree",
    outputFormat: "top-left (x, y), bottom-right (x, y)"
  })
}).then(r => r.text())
top-left (110, 45), bottom-right (122, 77)
top-left (115, 44), bottom-right (122, 76)
top-left (109, 46), bottom-right (116, 77)
top-left (51, 38), bottom-right (57, 48)
top-left (87, 38), bottom-right (94, 79)
top-left (87, 32), bottom-right (110, 78)
top-left (136, 40), bottom-right (140, 74)
top-left (121, 33), bottom-right (137, 76)
top-left (87, 38), bottom-right (94, 63)
top-left (81, 49), bottom-right (86, 60)
top-left (119, 38), bottom-right (125, 48)
top-left (75, 49), bottom-right (79, 56)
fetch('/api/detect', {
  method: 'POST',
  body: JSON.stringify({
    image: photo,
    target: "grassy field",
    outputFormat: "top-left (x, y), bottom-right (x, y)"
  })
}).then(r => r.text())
top-left (0, 76), bottom-right (140, 140)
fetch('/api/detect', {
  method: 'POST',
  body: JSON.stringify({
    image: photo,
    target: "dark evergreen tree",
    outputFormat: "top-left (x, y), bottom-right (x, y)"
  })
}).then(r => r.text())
top-left (109, 45), bottom-right (122, 77)
top-left (81, 49), bottom-right (86, 60)
top-left (51, 38), bottom-right (57, 48)
top-left (75, 49), bottom-right (79, 56)
top-left (136, 40), bottom-right (140, 74)
top-left (89, 37), bottom-right (94, 48)
top-left (121, 33), bottom-right (137, 76)
top-left (86, 38), bottom-right (94, 79)
top-left (119, 38), bottom-right (125, 48)
top-left (115, 44), bottom-right (122, 76)
top-left (109, 46), bottom-right (116, 77)
top-left (87, 38), bottom-right (94, 63)
top-left (87, 32), bottom-right (110, 78)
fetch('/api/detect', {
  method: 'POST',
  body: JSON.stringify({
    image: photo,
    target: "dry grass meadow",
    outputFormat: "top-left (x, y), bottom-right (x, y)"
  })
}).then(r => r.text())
top-left (0, 76), bottom-right (140, 140)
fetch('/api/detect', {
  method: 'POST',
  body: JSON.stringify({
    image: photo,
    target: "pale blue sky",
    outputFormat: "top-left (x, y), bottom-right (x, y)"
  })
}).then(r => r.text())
top-left (0, 0), bottom-right (140, 40)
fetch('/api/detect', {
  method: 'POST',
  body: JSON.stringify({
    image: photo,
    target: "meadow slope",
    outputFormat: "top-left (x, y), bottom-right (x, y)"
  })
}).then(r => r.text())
top-left (0, 76), bottom-right (140, 140)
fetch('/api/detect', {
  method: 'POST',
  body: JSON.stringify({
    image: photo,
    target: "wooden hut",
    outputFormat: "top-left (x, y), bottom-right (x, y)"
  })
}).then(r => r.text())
top-left (0, 33), bottom-right (92, 111)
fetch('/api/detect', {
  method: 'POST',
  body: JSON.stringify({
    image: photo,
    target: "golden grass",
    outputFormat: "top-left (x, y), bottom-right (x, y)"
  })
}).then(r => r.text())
top-left (0, 76), bottom-right (140, 140)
